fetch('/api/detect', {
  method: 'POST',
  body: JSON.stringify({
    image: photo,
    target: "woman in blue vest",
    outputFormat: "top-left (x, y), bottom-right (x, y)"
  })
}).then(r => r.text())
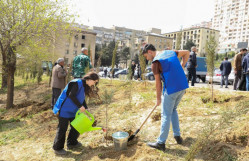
top-left (141, 44), bottom-right (190, 151)
top-left (52, 72), bottom-right (99, 155)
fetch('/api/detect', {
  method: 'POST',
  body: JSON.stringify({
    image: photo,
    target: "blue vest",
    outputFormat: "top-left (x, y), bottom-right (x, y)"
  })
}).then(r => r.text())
top-left (153, 50), bottom-right (189, 95)
top-left (53, 79), bottom-right (85, 118)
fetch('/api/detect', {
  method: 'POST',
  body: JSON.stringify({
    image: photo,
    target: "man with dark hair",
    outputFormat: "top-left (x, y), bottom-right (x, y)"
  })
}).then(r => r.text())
top-left (220, 57), bottom-right (232, 88)
top-left (130, 60), bottom-right (136, 80)
top-left (186, 46), bottom-right (197, 86)
top-left (233, 48), bottom-right (247, 90)
top-left (237, 48), bottom-right (248, 90)
top-left (242, 51), bottom-right (249, 91)
top-left (141, 44), bottom-right (189, 151)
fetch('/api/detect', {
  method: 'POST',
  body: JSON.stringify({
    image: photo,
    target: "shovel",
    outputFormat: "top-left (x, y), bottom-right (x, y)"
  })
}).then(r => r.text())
top-left (128, 105), bottom-right (158, 142)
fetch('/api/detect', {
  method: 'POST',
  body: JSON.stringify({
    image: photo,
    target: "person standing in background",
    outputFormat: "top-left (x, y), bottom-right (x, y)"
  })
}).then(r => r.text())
top-left (242, 52), bottom-right (249, 91)
top-left (237, 49), bottom-right (248, 91)
top-left (219, 57), bottom-right (232, 88)
top-left (51, 58), bottom-right (67, 108)
top-left (233, 49), bottom-right (246, 90)
top-left (72, 48), bottom-right (92, 79)
top-left (186, 46), bottom-right (197, 86)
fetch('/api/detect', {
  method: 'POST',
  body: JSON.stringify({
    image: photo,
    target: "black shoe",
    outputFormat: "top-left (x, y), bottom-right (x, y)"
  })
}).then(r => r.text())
top-left (225, 86), bottom-right (228, 88)
top-left (67, 142), bottom-right (82, 149)
top-left (174, 136), bottom-right (183, 144)
top-left (54, 149), bottom-right (67, 155)
top-left (147, 142), bottom-right (165, 151)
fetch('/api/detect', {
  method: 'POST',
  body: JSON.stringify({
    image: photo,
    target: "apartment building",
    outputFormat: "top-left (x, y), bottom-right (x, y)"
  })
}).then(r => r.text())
top-left (213, 0), bottom-right (249, 52)
top-left (165, 27), bottom-right (219, 56)
top-left (144, 33), bottom-right (173, 51)
top-left (54, 27), bottom-right (96, 65)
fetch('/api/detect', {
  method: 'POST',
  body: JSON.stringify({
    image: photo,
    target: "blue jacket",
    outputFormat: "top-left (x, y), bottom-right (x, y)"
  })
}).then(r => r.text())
top-left (153, 50), bottom-right (189, 95)
top-left (242, 53), bottom-right (249, 74)
top-left (53, 79), bottom-right (85, 118)
top-left (220, 60), bottom-right (232, 76)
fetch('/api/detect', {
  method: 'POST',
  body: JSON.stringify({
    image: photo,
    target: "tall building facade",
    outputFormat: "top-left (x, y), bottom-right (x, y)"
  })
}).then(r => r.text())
top-left (54, 27), bottom-right (96, 65)
top-left (165, 27), bottom-right (219, 56)
top-left (213, 0), bottom-right (249, 52)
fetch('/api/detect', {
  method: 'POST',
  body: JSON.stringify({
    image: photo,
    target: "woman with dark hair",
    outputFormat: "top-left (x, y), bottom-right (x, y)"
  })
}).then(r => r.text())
top-left (52, 72), bottom-right (99, 155)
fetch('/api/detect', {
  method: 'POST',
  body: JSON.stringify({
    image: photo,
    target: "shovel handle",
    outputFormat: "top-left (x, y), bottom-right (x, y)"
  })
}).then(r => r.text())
top-left (138, 105), bottom-right (158, 130)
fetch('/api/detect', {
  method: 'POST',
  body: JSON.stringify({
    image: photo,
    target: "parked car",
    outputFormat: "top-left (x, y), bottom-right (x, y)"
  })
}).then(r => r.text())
top-left (108, 68), bottom-right (120, 78)
top-left (206, 69), bottom-right (234, 85)
top-left (134, 67), bottom-right (153, 80)
top-left (114, 69), bottom-right (128, 78)
top-left (42, 61), bottom-right (52, 72)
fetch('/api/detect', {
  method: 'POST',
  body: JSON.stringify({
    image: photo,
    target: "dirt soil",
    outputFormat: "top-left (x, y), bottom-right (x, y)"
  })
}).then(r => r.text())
top-left (0, 80), bottom-right (249, 161)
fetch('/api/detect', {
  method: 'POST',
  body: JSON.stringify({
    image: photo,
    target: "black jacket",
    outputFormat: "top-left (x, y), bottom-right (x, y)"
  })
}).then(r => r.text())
top-left (67, 79), bottom-right (88, 109)
top-left (186, 51), bottom-right (197, 69)
top-left (220, 60), bottom-right (232, 76)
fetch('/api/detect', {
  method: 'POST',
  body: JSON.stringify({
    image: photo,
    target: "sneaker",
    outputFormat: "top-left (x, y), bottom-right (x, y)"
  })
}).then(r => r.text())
top-left (67, 142), bottom-right (82, 149)
top-left (174, 136), bottom-right (183, 144)
top-left (147, 142), bottom-right (165, 151)
top-left (54, 149), bottom-right (67, 155)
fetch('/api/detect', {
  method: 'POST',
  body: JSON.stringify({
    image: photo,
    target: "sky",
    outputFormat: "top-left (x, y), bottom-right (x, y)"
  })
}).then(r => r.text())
top-left (67, 0), bottom-right (215, 33)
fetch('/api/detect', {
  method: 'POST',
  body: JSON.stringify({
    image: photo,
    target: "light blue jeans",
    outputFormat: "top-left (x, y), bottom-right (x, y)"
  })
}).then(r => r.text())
top-left (157, 89), bottom-right (185, 144)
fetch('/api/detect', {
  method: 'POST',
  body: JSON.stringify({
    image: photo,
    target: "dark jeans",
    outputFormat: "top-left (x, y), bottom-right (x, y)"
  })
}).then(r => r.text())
top-left (52, 88), bottom-right (61, 108)
top-left (233, 70), bottom-right (242, 90)
top-left (187, 68), bottom-right (196, 86)
top-left (238, 74), bottom-right (246, 91)
top-left (130, 71), bottom-right (135, 80)
top-left (53, 116), bottom-right (80, 150)
top-left (221, 75), bottom-right (229, 87)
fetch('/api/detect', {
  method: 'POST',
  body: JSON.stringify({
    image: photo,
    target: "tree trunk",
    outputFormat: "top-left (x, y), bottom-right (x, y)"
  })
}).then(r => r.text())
top-left (1, 51), bottom-right (7, 89)
top-left (6, 46), bottom-right (16, 109)
top-left (1, 62), bottom-right (7, 89)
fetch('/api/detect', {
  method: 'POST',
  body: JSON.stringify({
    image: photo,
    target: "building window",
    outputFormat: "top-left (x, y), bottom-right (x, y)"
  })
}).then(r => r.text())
top-left (159, 45), bottom-right (161, 49)
top-left (82, 35), bottom-right (85, 39)
top-left (75, 35), bottom-right (78, 40)
top-left (74, 42), bottom-right (78, 48)
top-left (65, 50), bottom-right (69, 55)
top-left (81, 43), bottom-right (85, 48)
top-left (73, 50), bottom-right (77, 55)
top-left (155, 39), bottom-right (157, 42)
top-left (65, 42), bottom-right (69, 47)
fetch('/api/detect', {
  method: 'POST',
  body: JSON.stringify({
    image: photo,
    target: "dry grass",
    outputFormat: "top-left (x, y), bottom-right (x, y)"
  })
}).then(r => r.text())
top-left (0, 79), bottom-right (249, 161)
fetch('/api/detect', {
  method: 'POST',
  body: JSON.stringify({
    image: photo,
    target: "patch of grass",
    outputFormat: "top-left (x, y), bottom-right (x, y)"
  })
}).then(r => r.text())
top-left (43, 94), bottom-right (51, 101)
top-left (185, 101), bottom-right (249, 160)
top-left (0, 126), bottom-right (28, 146)
top-left (140, 92), bottom-right (155, 101)
top-left (0, 108), bottom-right (7, 114)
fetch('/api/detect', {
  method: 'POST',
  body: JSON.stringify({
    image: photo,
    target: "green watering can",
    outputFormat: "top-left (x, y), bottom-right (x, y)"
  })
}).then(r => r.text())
top-left (71, 110), bottom-right (102, 134)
